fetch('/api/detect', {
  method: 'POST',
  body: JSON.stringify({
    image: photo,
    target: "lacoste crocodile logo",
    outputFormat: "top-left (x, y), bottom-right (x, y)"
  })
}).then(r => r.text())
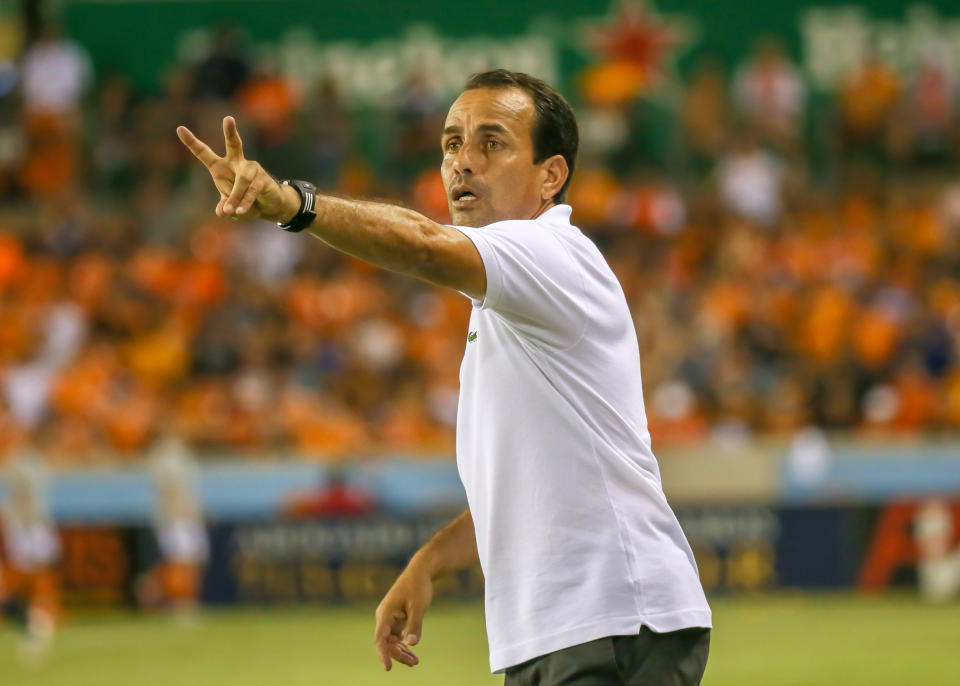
top-left (467, 331), bottom-right (478, 343)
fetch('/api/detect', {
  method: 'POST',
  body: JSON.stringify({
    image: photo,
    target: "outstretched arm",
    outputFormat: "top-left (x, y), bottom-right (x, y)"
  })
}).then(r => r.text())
top-left (374, 508), bottom-right (479, 671)
top-left (176, 116), bottom-right (486, 299)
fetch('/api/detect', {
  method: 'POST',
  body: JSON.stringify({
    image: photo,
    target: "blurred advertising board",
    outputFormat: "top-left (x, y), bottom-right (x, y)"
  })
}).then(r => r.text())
top-left (685, 499), bottom-right (960, 593)
top-left (53, 514), bottom-right (483, 609)
top-left (50, 499), bottom-right (960, 608)
top-left (64, 0), bottom-right (960, 99)
top-left (58, 526), bottom-right (140, 607)
top-left (206, 516), bottom-right (484, 604)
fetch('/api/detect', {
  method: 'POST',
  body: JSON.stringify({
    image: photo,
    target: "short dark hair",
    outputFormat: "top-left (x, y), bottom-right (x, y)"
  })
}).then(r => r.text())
top-left (464, 70), bottom-right (578, 203)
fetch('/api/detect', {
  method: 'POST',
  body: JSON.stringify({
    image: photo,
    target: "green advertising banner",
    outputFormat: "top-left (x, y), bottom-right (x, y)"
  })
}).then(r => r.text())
top-left (63, 0), bottom-right (960, 102)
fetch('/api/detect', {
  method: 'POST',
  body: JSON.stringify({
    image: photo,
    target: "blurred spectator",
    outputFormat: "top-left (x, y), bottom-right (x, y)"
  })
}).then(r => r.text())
top-left (284, 468), bottom-right (376, 518)
top-left (191, 26), bottom-right (249, 101)
top-left (716, 135), bottom-right (785, 226)
top-left (17, 25), bottom-right (90, 198)
top-left (732, 38), bottom-right (805, 147)
top-left (89, 74), bottom-right (137, 195)
top-left (838, 53), bottom-right (900, 165)
top-left (237, 56), bottom-right (300, 142)
top-left (20, 25), bottom-right (90, 121)
top-left (388, 70), bottom-right (444, 186)
top-left (785, 426), bottom-right (832, 485)
top-left (1, 268), bottom-right (87, 433)
top-left (0, 23), bottom-right (956, 466)
top-left (646, 379), bottom-right (709, 447)
top-left (238, 55), bottom-right (305, 177)
top-left (889, 56), bottom-right (957, 170)
top-left (681, 57), bottom-right (730, 178)
top-left (305, 75), bottom-right (352, 188)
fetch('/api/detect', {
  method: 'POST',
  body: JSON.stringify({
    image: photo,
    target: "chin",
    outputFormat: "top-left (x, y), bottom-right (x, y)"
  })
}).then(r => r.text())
top-left (450, 210), bottom-right (486, 228)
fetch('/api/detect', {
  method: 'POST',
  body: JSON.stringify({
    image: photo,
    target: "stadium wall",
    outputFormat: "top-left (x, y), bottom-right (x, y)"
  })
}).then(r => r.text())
top-left (44, 500), bottom-right (960, 609)
top-left (3, 445), bottom-right (958, 607)
top-left (64, 0), bottom-right (960, 97)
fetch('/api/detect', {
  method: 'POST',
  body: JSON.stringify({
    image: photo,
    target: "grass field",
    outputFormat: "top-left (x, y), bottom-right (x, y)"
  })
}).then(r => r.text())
top-left (2, 594), bottom-right (958, 685)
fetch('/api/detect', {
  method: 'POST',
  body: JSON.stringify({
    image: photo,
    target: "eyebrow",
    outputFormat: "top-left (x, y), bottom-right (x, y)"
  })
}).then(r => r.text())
top-left (442, 123), bottom-right (510, 136)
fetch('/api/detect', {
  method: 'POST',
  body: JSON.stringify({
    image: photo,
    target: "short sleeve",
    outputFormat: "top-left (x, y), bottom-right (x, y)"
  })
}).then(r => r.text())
top-left (451, 220), bottom-right (586, 348)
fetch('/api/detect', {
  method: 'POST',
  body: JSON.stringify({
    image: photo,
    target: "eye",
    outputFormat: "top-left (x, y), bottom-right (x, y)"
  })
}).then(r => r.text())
top-left (444, 139), bottom-right (461, 154)
top-left (485, 139), bottom-right (501, 150)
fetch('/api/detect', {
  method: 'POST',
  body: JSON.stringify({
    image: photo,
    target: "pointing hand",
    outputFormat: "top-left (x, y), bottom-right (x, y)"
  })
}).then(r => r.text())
top-left (177, 116), bottom-right (299, 222)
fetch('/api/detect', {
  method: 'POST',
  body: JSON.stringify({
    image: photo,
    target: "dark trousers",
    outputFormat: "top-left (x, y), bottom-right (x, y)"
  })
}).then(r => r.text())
top-left (504, 627), bottom-right (710, 686)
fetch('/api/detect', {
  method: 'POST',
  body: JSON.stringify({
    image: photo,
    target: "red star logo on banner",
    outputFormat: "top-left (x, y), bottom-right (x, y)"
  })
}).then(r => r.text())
top-left (581, 1), bottom-right (692, 104)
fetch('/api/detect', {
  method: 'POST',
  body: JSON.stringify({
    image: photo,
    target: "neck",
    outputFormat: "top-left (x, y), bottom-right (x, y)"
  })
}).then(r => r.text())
top-left (531, 199), bottom-right (557, 220)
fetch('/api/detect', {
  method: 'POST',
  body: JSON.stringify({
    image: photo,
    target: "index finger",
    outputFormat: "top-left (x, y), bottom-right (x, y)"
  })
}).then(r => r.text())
top-left (177, 126), bottom-right (221, 168)
top-left (374, 621), bottom-right (394, 671)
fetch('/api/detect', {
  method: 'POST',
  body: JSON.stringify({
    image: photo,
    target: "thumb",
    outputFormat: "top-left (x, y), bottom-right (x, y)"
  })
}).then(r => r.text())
top-left (404, 603), bottom-right (425, 645)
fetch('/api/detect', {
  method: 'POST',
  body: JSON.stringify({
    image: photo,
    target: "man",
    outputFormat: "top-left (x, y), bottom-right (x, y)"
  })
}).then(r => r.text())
top-left (1, 456), bottom-right (61, 654)
top-left (179, 69), bottom-right (711, 685)
top-left (136, 436), bottom-right (209, 616)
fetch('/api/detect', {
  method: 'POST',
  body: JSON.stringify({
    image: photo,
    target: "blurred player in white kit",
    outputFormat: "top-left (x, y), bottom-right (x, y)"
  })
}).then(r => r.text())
top-left (915, 499), bottom-right (960, 603)
top-left (1, 455), bottom-right (61, 653)
top-left (137, 436), bottom-right (209, 617)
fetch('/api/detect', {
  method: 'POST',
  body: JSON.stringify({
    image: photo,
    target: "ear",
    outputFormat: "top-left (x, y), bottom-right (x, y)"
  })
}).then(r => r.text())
top-left (539, 154), bottom-right (569, 202)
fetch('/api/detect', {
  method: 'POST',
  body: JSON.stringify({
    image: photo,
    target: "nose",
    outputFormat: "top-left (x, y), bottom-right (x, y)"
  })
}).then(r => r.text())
top-left (452, 139), bottom-right (479, 176)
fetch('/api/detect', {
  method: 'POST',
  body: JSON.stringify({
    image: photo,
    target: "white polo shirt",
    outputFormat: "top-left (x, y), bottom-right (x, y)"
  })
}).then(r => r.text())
top-left (451, 204), bottom-right (711, 673)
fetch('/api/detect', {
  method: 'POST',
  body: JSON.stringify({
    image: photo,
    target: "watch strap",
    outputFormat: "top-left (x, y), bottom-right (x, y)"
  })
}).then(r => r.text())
top-left (277, 179), bottom-right (317, 233)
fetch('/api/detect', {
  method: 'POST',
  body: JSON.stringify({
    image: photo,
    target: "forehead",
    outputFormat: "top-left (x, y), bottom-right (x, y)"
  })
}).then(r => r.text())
top-left (444, 87), bottom-right (535, 137)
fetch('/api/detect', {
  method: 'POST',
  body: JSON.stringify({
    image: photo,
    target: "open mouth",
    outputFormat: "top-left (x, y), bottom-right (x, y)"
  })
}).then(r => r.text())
top-left (452, 188), bottom-right (479, 205)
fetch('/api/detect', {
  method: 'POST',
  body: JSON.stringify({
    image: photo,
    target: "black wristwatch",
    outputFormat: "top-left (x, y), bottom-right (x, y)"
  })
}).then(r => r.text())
top-left (277, 179), bottom-right (317, 232)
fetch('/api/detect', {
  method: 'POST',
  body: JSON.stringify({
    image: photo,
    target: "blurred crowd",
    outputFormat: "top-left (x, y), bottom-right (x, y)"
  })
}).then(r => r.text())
top-left (0, 24), bottom-right (959, 464)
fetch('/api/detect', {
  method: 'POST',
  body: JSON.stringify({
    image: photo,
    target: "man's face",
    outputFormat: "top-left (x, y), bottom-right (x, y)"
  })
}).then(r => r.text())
top-left (440, 87), bottom-right (548, 227)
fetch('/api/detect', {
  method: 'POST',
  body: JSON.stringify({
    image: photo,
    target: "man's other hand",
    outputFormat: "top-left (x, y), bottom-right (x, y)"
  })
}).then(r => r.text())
top-left (177, 116), bottom-right (299, 222)
top-left (373, 564), bottom-right (434, 671)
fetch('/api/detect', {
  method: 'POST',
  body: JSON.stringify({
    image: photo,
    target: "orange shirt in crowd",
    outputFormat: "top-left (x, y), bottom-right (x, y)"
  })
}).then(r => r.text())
top-left (892, 367), bottom-right (938, 433)
top-left (237, 74), bottom-right (300, 142)
top-left (840, 60), bottom-right (900, 134)
top-left (19, 112), bottom-right (78, 197)
top-left (799, 284), bottom-right (854, 363)
top-left (852, 307), bottom-right (902, 370)
top-left (943, 371), bottom-right (960, 427)
top-left (280, 390), bottom-right (372, 461)
top-left (0, 233), bottom-right (26, 292)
